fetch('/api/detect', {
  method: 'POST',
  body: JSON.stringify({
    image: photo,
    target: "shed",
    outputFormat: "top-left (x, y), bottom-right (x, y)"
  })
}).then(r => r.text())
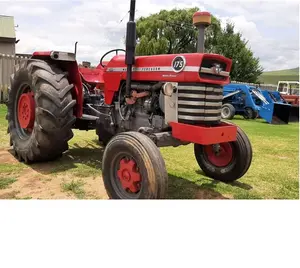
top-left (0, 15), bottom-right (16, 55)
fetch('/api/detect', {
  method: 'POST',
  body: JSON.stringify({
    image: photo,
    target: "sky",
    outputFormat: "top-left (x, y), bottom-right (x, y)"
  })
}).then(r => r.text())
top-left (0, 0), bottom-right (299, 71)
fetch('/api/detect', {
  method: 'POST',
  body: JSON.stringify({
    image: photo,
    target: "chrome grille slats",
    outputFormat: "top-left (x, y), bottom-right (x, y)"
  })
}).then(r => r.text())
top-left (177, 108), bottom-right (220, 114)
top-left (178, 100), bottom-right (222, 106)
top-left (177, 83), bottom-right (223, 125)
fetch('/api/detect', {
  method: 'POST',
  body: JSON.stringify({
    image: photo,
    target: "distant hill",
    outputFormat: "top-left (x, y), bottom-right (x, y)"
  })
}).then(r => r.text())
top-left (259, 67), bottom-right (299, 85)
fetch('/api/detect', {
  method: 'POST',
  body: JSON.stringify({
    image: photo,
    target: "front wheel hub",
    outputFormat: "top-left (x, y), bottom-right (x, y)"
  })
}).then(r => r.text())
top-left (204, 142), bottom-right (233, 167)
top-left (117, 158), bottom-right (142, 193)
top-left (17, 92), bottom-right (35, 130)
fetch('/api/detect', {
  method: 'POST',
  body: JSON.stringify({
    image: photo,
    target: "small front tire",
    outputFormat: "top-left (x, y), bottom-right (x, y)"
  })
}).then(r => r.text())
top-left (221, 103), bottom-right (235, 120)
top-left (194, 126), bottom-right (252, 182)
top-left (102, 132), bottom-right (168, 199)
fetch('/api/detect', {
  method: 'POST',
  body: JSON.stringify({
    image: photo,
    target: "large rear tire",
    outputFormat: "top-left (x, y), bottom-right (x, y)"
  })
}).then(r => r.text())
top-left (102, 132), bottom-right (168, 199)
top-left (7, 59), bottom-right (76, 163)
top-left (194, 126), bottom-right (252, 182)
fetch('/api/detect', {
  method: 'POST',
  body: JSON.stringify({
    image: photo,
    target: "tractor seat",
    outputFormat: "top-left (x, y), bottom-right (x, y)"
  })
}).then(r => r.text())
top-left (79, 67), bottom-right (105, 84)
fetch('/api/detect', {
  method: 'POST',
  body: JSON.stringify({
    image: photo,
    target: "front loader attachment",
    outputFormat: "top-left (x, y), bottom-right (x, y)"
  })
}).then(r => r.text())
top-left (255, 89), bottom-right (291, 124)
top-left (265, 90), bottom-right (299, 122)
top-left (258, 102), bottom-right (290, 124)
top-left (289, 105), bottom-right (299, 122)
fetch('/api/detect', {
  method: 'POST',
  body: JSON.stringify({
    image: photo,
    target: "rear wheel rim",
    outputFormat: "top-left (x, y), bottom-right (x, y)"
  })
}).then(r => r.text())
top-left (15, 84), bottom-right (35, 139)
top-left (18, 92), bottom-right (35, 129)
top-left (204, 143), bottom-right (233, 167)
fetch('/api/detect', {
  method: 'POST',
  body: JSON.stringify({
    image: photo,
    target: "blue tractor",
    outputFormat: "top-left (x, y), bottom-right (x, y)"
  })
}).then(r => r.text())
top-left (221, 83), bottom-right (291, 124)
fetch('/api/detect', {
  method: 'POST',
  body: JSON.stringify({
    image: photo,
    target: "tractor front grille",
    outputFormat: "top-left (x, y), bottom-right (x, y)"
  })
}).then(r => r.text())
top-left (177, 83), bottom-right (223, 125)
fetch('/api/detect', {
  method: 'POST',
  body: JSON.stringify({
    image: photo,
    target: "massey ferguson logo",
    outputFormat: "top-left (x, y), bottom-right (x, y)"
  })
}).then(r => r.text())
top-left (212, 64), bottom-right (222, 74)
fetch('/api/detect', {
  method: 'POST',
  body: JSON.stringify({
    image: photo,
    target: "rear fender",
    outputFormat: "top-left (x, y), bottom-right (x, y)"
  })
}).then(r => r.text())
top-left (31, 51), bottom-right (83, 118)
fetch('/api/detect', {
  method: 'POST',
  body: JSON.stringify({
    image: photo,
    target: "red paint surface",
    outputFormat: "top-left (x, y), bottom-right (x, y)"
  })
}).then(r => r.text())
top-left (32, 51), bottom-right (52, 57)
top-left (67, 62), bottom-right (83, 117)
top-left (170, 121), bottom-right (237, 145)
top-left (281, 95), bottom-right (299, 105)
top-left (18, 92), bottom-right (35, 130)
top-left (204, 143), bottom-right (233, 167)
top-left (31, 50), bottom-right (232, 118)
top-left (103, 53), bottom-right (232, 104)
top-left (193, 11), bottom-right (211, 17)
top-left (79, 67), bottom-right (105, 84)
top-left (117, 158), bottom-right (142, 193)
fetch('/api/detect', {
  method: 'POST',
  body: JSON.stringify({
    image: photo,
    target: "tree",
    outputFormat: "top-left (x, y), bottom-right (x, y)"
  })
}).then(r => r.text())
top-left (135, 7), bottom-right (221, 55)
top-left (212, 22), bottom-right (264, 83)
top-left (134, 8), bottom-right (263, 83)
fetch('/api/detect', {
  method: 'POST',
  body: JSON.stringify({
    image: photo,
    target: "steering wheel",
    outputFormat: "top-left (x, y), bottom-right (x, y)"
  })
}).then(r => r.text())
top-left (100, 49), bottom-right (126, 68)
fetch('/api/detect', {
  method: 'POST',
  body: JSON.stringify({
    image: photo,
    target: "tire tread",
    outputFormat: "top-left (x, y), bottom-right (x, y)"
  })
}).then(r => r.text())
top-left (7, 59), bottom-right (76, 163)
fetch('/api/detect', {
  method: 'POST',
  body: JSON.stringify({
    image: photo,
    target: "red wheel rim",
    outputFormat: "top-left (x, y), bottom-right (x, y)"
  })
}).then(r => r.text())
top-left (117, 158), bottom-right (142, 193)
top-left (17, 92), bottom-right (35, 131)
top-left (204, 143), bottom-right (233, 167)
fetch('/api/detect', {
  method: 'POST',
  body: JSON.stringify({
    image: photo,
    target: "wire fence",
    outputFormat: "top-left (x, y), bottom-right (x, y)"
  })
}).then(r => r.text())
top-left (231, 81), bottom-right (277, 91)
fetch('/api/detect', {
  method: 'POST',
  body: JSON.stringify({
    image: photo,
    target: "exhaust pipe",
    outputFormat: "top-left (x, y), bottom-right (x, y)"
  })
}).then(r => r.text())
top-left (74, 41), bottom-right (78, 58)
top-left (193, 11), bottom-right (211, 53)
top-left (125, 0), bottom-right (136, 99)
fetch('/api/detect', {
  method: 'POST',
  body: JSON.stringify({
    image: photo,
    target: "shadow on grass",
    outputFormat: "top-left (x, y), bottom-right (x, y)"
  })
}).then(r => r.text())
top-left (167, 174), bottom-right (230, 199)
top-left (7, 140), bottom-right (249, 199)
top-left (231, 117), bottom-right (269, 124)
top-left (8, 139), bottom-right (104, 176)
top-left (195, 170), bottom-right (253, 191)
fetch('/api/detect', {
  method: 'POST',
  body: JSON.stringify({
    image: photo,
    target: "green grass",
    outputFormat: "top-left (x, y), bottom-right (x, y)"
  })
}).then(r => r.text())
top-left (61, 179), bottom-right (86, 199)
top-left (0, 103), bottom-right (9, 146)
top-left (259, 67), bottom-right (299, 85)
top-left (0, 104), bottom-right (299, 199)
top-left (0, 178), bottom-right (17, 189)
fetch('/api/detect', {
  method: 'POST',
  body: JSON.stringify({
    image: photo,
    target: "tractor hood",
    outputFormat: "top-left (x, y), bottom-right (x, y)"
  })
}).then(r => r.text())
top-left (103, 53), bottom-right (232, 86)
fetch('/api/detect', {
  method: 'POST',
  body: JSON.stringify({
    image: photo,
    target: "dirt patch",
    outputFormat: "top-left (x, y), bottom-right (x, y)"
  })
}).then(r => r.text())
top-left (0, 190), bottom-right (20, 199)
top-left (0, 149), bottom-right (109, 200)
top-left (0, 149), bottom-right (19, 164)
top-left (195, 189), bottom-right (233, 199)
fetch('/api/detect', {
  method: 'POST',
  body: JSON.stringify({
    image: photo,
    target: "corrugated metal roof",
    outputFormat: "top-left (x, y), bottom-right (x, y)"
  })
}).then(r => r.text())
top-left (0, 15), bottom-right (16, 39)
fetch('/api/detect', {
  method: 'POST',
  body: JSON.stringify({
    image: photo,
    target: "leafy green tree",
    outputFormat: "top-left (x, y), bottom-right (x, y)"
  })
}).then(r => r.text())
top-left (212, 23), bottom-right (264, 83)
top-left (134, 8), bottom-right (263, 83)
top-left (135, 7), bottom-right (221, 55)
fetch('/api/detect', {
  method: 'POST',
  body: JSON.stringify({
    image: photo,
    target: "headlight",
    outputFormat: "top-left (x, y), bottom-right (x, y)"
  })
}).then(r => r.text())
top-left (163, 82), bottom-right (176, 97)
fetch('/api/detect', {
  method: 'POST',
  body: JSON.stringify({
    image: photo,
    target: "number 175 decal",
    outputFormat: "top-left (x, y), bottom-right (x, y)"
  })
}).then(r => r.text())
top-left (171, 56), bottom-right (186, 73)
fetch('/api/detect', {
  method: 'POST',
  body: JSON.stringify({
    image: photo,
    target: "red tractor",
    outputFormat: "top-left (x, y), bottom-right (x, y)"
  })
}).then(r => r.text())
top-left (6, 0), bottom-right (252, 199)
